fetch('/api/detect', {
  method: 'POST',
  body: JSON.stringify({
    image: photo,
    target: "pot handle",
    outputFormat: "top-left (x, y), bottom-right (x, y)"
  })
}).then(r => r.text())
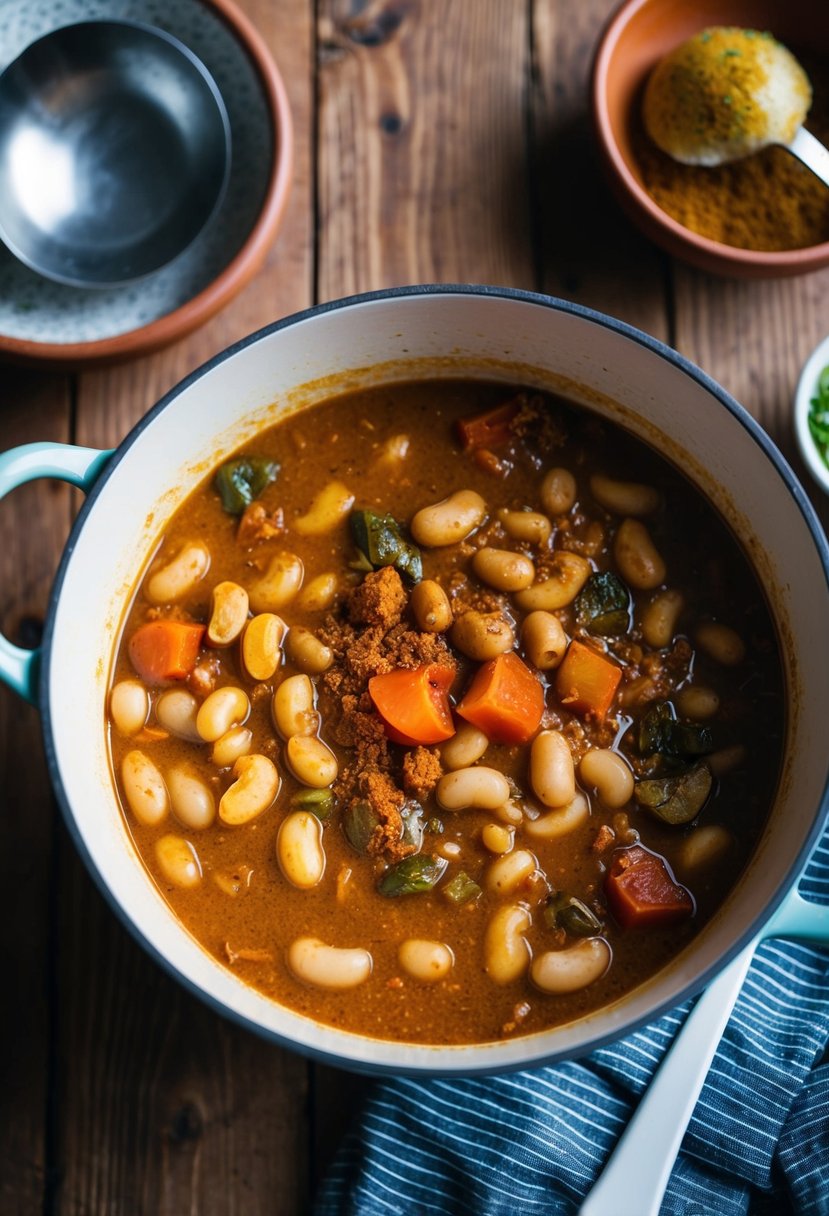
top-left (763, 884), bottom-right (829, 943)
top-left (0, 442), bottom-right (113, 704)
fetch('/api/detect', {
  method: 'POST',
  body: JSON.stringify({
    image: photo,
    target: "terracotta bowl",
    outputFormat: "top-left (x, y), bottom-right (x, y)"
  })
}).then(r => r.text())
top-left (592, 0), bottom-right (829, 278)
top-left (0, 0), bottom-right (293, 366)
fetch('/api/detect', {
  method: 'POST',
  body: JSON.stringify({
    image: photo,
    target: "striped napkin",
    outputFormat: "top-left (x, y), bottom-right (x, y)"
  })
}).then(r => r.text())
top-left (315, 830), bottom-right (829, 1215)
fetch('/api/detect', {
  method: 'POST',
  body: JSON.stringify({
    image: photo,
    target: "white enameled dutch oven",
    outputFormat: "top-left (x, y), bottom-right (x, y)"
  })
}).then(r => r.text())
top-left (2, 286), bottom-right (828, 1075)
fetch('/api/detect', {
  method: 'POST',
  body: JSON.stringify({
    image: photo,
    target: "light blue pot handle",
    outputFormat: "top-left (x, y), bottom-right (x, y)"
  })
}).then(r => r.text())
top-left (764, 883), bottom-right (829, 943)
top-left (0, 441), bottom-right (113, 704)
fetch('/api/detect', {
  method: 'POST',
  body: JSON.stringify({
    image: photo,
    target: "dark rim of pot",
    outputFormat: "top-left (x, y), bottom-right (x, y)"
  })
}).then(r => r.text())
top-left (37, 283), bottom-right (829, 1075)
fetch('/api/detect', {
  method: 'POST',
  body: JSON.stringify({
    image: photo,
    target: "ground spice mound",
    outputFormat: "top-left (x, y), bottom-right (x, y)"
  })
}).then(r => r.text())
top-left (632, 50), bottom-right (829, 251)
top-left (319, 568), bottom-right (450, 859)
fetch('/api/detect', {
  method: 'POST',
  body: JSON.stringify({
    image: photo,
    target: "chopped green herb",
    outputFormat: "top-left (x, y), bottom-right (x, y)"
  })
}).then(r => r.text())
top-left (290, 788), bottom-right (336, 820)
top-left (808, 364), bottom-right (829, 470)
top-left (350, 509), bottom-right (422, 583)
top-left (377, 854), bottom-right (448, 897)
top-left (443, 871), bottom-right (482, 905)
top-left (634, 761), bottom-right (713, 825)
top-left (574, 571), bottom-right (631, 637)
top-left (214, 456), bottom-right (279, 515)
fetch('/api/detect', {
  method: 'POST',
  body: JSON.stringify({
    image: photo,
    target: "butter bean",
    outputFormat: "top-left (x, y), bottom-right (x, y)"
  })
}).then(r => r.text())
top-left (523, 793), bottom-right (589, 840)
top-left (613, 519), bottom-right (666, 590)
top-left (297, 572), bottom-right (338, 614)
top-left (196, 686), bottom-right (250, 743)
top-left (472, 547), bottom-right (536, 592)
top-left (219, 754), bottom-right (280, 825)
top-left (530, 730), bottom-right (576, 808)
top-left (441, 722), bottom-right (489, 770)
top-left (514, 551), bottom-right (591, 611)
top-left (241, 613), bottom-right (286, 681)
top-left (286, 735), bottom-right (338, 788)
top-left (273, 674), bottom-right (319, 739)
top-left (590, 474), bottom-right (659, 517)
top-left (411, 490), bottom-right (486, 547)
top-left (109, 680), bottom-right (149, 737)
top-left (167, 765), bottom-right (216, 830)
top-left (497, 508), bottom-right (552, 546)
top-left (540, 467), bottom-right (577, 515)
top-left (206, 580), bottom-right (249, 647)
top-left (410, 579), bottom-right (453, 633)
top-left (641, 588), bottom-right (684, 649)
top-left (696, 621), bottom-right (746, 666)
top-left (285, 627), bottom-right (333, 674)
top-left (578, 748), bottom-right (633, 809)
top-left (485, 849), bottom-right (538, 895)
top-left (437, 766), bottom-right (511, 811)
top-left (155, 834), bottom-right (202, 889)
top-left (146, 541), bottom-right (210, 604)
top-left (484, 904), bottom-right (531, 984)
top-left (676, 684), bottom-right (721, 720)
top-left (121, 750), bottom-right (168, 826)
top-left (398, 939), bottom-right (454, 983)
top-left (293, 481), bottom-right (355, 536)
top-left (531, 938), bottom-right (611, 994)
top-left (277, 810), bottom-right (326, 889)
top-left (521, 610), bottom-right (568, 671)
top-left (451, 610), bottom-right (515, 661)
top-left (210, 725), bottom-right (253, 768)
top-left (155, 688), bottom-right (201, 741)
top-left (288, 937), bottom-right (372, 989)
top-left (249, 551), bottom-right (304, 613)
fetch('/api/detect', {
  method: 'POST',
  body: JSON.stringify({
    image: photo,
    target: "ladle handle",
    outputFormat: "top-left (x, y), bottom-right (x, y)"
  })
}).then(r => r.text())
top-left (0, 442), bottom-right (112, 703)
top-left (579, 885), bottom-right (829, 1216)
top-left (787, 127), bottom-right (829, 189)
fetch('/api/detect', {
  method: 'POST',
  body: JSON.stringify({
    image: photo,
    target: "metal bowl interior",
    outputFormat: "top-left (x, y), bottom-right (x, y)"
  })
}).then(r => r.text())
top-left (41, 287), bottom-right (829, 1074)
top-left (0, 19), bottom-right (231, 287)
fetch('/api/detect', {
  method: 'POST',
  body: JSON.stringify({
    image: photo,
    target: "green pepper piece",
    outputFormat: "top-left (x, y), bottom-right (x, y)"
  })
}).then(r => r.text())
top-left (543, 892), bottom-right (602, 936)
top-left (290, 788), bottom-right (336, 821)
top-left (574, 571), bottom-right (631, 636)
top-left (350, 509), bottom-right (423, 583)
top-left (638, 701), bottom-right (713, 759)
top-left (634, 761), bottom-right (713, 825)
top-left (377, 854), bottom-right (448, 897)
top-left (214, 456), bottom-right (280, 515)
top-left (343, 800), bottom-right (381, 854)
top-left (442, 871), bottom-right (482, 905)
top-left (425, 816), bottom-right (445, 835)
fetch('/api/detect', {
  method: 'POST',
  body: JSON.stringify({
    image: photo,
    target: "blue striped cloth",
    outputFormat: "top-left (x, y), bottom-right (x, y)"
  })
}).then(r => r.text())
top-left (315, 831), bottom-right (829, 1215)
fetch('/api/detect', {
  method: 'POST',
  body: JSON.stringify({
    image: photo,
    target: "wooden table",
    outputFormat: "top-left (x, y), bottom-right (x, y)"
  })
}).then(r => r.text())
top-left (3, 2), bottom-right (828, 1211)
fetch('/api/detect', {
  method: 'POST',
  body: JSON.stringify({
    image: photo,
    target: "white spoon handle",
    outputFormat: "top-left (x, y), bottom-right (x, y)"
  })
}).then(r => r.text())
top-left (787, 127), bottom-right (829, 188)
top-left (578, 943), bottom-right (756, 1216)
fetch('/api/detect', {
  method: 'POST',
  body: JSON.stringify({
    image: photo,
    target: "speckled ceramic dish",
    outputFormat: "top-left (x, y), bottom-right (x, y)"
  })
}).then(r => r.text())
top-left (0, 0), bottom-right (292, 365)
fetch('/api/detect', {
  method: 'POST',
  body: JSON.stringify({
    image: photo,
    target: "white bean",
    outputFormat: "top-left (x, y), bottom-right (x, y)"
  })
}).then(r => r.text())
top-left (297, 572), bottom-right (338, 613)
top-left (154, 834), bottom-right (202, 889)
top-left (540, 467), bottom-right (577, 516)
top-left (436, 766), bottom-right (511, 811)
top-left (531, 938), bottom-right (611, 994)
top-left (398, 939), bottom-right (454, 983)
top-left (288, 937), bottom-right (372, 989)
top-left (472, 547), bottom-right (536, 592)
top-left (640, 589), bottom-right (684, 649)
top-left (676, 825), bottom-right (734, 873)
top-left (196, 685), bottom-right (250, 743)
top-left (285, 627), bottom-right (333, 674)
top-left (530, 730), bottom-right (576, 808)
top-left (206, 580), bottom-right (249, 647)
top-left (497, 508), bottom-right (552, 546)
top-left (513, 551), bottom-right (591, 611)
top-left (613, 519), bottom-right (666, 590)
top-left (411, 490), bottom-right (486, 547)
top-left (524, 792), bottom-right (589, 840)
top-left (146, 541), bottom-right (210, 604)
top-left (451, 610), bottom-right (515, 661)
top-left (484, 904), bottom-right (532, 984)
top-left (695, 621), bottom-right (746, 666)
top-left (155, 688), bottom-right (201, 741)
top-left (167, 765), bottom-right (216, 830)
top-left (590, 474), bottom-right (660, 517)
top-left (241, 613), bottom-right (286, 681)
top-left (273, 674), bottom-right (319, 739)
top-left (286, 735), bottom-right (338, 788)
top-left (276, 810), bottom-right (326, 889)
top-left (521, 610), bottom-right (568, 671)
top-left (293, 481), bottom-right (355, 536)
top-left (482, 822), bottom-right (514, 854)
top-left (121, 750), bottom-right (169, 826)
top-left (219, 754), bottom-right (280, 825)
top-left (707, 744), bottom-right (747, 777)
top-left (249, 552), bottom-right (304, 613)
top-left (440, 723), bottom-right (489, 770)
top-left (109, 680), bottom-right (149, 737)
top-left (579, 748), bottom-right (633, 809)
top-left (486, 849), bottom-right (538, 895)
top-left (211, 725), bottom-right (254, 768)
top-left (676, 685), bottom-right (721, 720)
top-left (410, 580), bottom-right (453, 633)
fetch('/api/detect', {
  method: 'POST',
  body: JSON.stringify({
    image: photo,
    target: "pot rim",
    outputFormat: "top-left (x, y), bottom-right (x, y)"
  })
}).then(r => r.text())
top-left (37, 283), bottom-right (829, 1072)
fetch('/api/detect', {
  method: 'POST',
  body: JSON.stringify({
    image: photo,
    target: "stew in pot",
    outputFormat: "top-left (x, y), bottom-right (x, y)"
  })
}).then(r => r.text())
top-left (107, 380), bottom-right (784, 1045)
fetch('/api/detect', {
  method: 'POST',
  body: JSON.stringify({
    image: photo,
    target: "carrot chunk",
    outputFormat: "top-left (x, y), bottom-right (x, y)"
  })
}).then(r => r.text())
top-left (456, 399), bottom-right (521, 450)
top-left (369, 663), bottom-right (456, 746)
top-left (128, 620), bottom-right (206, 685)
top-left (605, 845), bottom-right (694, 928)
top-left (555, 639), bottom-right (621, 719)
top-left (456, 651), bottom-right (544, 745)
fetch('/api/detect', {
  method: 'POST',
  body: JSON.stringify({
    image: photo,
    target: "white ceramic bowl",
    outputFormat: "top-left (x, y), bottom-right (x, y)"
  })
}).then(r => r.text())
top-left (794, 333), bottom-right (829, 498)
top-left (2, 286), bottom-right (829, 1074)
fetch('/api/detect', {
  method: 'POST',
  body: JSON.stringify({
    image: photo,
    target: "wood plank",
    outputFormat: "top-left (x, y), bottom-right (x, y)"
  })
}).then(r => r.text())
top-left (0, 371), bottom-right (71, 1214)
top-left (532, 0), bottom-right (669, 336)
top-left (54, 2), bottom-right (316, 1212)
top-left (316, 0), bottom-right (534, 298)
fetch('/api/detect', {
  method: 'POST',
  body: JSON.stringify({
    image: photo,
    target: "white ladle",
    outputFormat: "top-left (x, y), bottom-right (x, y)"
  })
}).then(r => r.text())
top-left (580, 884), bottom-right (829, 1216)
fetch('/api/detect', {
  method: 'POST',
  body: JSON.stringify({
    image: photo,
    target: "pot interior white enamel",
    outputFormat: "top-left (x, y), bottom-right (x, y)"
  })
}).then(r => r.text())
top-left (43, 288), bottom-right (829, 1073)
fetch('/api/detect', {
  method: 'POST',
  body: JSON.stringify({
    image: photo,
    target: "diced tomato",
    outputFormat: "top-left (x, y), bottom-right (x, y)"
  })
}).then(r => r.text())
top-left (605, 845), bottom-right (694, 928)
